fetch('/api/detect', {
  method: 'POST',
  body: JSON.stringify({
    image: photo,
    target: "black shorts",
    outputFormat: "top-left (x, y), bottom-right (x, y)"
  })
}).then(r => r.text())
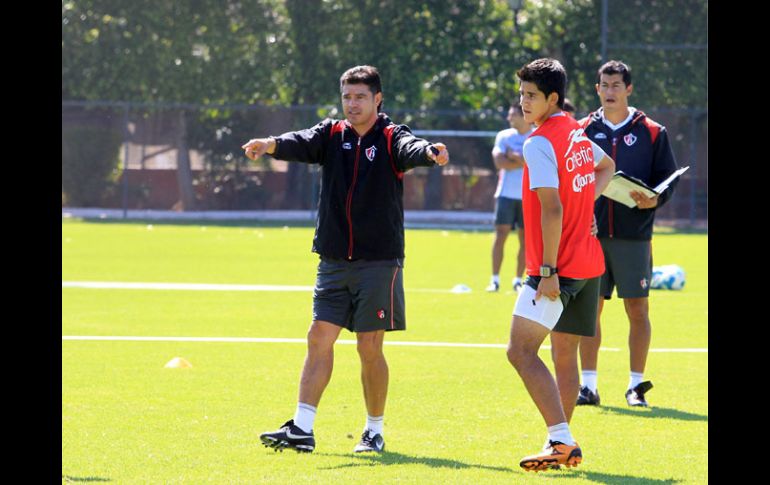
top-left (524, 276), bottom-right (600, 336)
top-left (599, 238), bottom-right (652, 299)
top-left (494, 196), bottom-right (524, 229)
top-left (312, 257), bottom-right (406, 333)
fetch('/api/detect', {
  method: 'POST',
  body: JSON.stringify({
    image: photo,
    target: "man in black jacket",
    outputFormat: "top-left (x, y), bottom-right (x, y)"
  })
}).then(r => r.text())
top-left (575, 60), bottom-right (679, 408)
top-left (243, 65), bottom-right (448, 454)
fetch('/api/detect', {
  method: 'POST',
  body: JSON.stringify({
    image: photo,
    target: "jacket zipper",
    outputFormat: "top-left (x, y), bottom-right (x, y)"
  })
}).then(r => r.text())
top-left (346, 137), bottom-right (362, 259)
top-left (609, 137), bottom-right (617, 238)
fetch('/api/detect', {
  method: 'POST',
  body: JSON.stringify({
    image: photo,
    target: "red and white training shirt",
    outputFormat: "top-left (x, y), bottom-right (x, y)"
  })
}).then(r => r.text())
top-left (522, 112), bottom-right (607, 279)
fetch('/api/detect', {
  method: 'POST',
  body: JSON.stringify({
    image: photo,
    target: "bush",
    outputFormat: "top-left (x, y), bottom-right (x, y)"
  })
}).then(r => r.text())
top-left (62, 125), bottom-right (123, 206)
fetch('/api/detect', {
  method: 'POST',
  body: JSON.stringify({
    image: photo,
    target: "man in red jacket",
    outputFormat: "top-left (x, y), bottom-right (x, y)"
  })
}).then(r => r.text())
top-left (243, 65), bottom-right (449, 454)
top-left (506, 58), bottom-right (615, 472)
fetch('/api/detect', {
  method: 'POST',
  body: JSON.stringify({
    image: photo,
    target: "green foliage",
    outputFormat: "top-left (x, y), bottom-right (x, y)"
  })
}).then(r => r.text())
top-left (61, 124), bottom-right (123, 206)
top-left (62, 0), bottom-right (707, 111)
top-left (62, 0), bottom-right (287, 104)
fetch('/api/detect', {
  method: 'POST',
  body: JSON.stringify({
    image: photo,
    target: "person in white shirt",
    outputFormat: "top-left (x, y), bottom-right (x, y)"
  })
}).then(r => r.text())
top-left (487, 104), bottom-right (534, 292)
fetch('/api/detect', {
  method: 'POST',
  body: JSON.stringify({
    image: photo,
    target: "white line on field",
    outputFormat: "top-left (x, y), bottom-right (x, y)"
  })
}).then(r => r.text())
top-left (61, 281), bottom-right (453, 293)
top-left (60, 336), bottom-right (707, 353)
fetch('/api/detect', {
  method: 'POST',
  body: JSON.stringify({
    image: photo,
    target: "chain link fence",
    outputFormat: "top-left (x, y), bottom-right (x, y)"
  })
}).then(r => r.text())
top-left (62, 100), bottom-right (706, 228)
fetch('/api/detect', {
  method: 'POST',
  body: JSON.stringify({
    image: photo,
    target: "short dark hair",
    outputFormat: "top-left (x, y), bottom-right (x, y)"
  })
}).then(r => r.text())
top-left (340, 65), bottom-right (381, 95)
top-left (516, 58), bottom-right (566, 109)
top-left (597, 60), bottom-right (631, 86)
top-left (340, 65), bottom-right (382, 111)
top-left (563, 98), bottom-right (575, 114)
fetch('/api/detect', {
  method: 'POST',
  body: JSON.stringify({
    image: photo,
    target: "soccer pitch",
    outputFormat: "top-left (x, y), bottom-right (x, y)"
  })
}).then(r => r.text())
top-left (62, 220), bottom-right (707, 484)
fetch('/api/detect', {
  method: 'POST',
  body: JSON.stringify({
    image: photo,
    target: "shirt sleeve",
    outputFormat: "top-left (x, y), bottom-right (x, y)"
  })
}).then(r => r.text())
top-left (392, 124), bottom-right (436, 171)
top-left (523, 136), bottom-right (559, 189)
top-left (590, 140), bottom-right (609, 166)
top-left (493, 130), bottom-right (510, 153)
top-left (271, 119), bottom-right (331, 165)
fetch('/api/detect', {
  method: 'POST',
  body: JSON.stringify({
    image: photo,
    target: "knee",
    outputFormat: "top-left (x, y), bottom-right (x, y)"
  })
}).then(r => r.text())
top-left (625, 301), bottom-right (650, 323)
top-left (551, 347), bottom-right (578, 371)
top-left (307, 323), bottom-right (335, 353)
top-left (357, 335), bottom-right (384, 362)
top-left (506, 343), bottom-right (532, 370)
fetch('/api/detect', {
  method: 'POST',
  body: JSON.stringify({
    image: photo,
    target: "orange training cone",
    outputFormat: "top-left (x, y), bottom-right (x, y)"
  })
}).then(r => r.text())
top-left (164, 357), bottom-right (193, 368)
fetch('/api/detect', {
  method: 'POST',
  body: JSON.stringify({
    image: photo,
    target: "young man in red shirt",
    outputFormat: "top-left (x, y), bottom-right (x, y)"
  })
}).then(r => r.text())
top-left (505, 58), bottom-right (615, 471)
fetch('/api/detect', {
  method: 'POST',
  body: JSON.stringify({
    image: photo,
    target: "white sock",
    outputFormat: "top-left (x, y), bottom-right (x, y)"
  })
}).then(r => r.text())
top-left (365, 415), bottom-right (384, 436)
top-left (629, 372), bottom-right (644, 390)
top-left (581, 370), bottom-right (598, 392)
top-left (491, 274), bottom-right (500, 285)
top-left (512, 276), bottom-right (522, 286)
top-left (293, 402), bottom-right (317, 433)
top-left (547, 422), bottom-right (575, 446)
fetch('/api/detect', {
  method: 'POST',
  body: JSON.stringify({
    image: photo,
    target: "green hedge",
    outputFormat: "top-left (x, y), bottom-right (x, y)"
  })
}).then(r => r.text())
top-left (62, 125), bottom-right (123, 206)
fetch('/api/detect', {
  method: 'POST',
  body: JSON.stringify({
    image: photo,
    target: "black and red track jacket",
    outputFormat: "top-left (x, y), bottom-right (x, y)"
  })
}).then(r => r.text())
top-left (579, 109), bottom-right (679, 241)
top-left (270, 113), bottom-right (437, 260)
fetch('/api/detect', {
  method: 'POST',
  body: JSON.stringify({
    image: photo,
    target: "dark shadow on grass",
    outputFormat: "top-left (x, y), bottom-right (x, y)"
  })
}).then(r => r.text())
top-left (599, 405), bottom-right (707, 422)
top-left (61, 476), bottom-right (111, 482)
top-left (538, 470), bottom-right (682, 484)
top-left (316, 450), bottom-right (513, 472)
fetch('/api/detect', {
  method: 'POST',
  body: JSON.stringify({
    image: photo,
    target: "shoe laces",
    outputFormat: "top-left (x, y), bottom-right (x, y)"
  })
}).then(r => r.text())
top-left (359, 430), bottom-right (378, 446)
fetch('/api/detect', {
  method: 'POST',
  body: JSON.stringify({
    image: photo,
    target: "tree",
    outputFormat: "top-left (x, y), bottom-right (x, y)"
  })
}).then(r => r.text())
top-left (62, 0), bottom-right (286, 209)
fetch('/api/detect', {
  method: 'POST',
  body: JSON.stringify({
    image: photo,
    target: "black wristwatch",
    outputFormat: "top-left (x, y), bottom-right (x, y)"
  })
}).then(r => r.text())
top-left (539, 265), bottom-right (558, 278)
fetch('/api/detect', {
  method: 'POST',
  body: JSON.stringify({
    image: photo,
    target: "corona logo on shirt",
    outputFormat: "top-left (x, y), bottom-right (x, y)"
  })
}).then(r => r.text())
top-left (572, 171), bottom-right (596, 192)
top-left (342, 142), bottom-right (352, 150)
top-left (365, 145), bottom-right (377, 162)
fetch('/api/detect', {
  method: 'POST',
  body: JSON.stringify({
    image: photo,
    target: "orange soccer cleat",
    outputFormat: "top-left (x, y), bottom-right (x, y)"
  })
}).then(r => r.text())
top-left (519, 440), bottom-right (582, 472)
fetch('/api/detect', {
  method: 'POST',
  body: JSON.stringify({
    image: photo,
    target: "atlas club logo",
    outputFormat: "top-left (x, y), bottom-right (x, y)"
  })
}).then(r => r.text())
top-left (365, 146), bottom-right (377, 162)
top-left (377, 309), bottom-right (386, 319)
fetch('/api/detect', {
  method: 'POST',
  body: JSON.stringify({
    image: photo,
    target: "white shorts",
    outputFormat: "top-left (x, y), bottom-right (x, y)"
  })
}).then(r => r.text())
top-left (512, 284), bottom-right (565, 331)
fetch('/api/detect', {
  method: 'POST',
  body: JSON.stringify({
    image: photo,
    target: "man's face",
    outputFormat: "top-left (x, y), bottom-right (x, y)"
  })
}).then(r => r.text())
top-left (341, 83), bottom-right (381, 129)
top-left (507, 107), bottom-right (524, 127)
top-left (518, 81), bottom-right (554, 126)
top-left (596, 73), bottom-right (632, 111)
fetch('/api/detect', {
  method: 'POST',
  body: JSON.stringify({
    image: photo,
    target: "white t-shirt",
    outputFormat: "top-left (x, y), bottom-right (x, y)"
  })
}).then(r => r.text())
top-left (493, 127), bottom-right (532, 199)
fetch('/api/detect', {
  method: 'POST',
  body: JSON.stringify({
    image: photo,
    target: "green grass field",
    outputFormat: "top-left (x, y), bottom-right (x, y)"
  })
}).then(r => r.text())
top-left (62, 220), bottom-right (707, 484)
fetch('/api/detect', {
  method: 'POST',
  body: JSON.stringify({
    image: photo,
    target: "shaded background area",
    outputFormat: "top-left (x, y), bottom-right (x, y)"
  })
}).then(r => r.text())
top-left (62, 0), bottom-right (707, 228)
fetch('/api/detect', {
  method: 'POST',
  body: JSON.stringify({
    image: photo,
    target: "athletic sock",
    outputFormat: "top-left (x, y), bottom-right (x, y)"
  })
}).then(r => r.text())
top-left (491, 274), bottom-right (500, 285)
top-left (581, 370), bottom-right (598, 392)
top-left (365, 415), bottom-right (384, 436)
top-left (293, 402), bottom-right (316, 434)
top-left (547, 422), bottom-right (575, 446)
top-left (629, 372), bottom-right (644, 390)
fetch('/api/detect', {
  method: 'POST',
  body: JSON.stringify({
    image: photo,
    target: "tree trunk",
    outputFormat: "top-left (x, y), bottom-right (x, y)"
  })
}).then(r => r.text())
top-left (175, 109), bottom-right (196, 211)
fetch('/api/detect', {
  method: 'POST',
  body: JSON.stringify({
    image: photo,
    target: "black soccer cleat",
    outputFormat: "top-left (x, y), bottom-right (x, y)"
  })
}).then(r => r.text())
top-left (576, 386), bottom-right (601, 406)
top-left (353, 429), bottom-right (385, 453)
top-left (260, 419), bottom-right (315, 453)
top-left (625, 381), bottom-right (654, 407)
